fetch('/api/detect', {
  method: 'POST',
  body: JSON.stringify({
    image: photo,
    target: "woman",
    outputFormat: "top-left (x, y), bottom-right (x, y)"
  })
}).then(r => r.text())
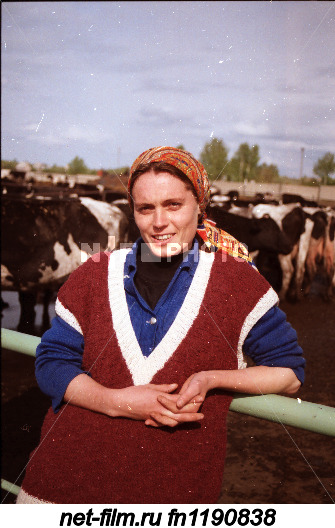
top-left (17, 146), bottom-right (305, 504)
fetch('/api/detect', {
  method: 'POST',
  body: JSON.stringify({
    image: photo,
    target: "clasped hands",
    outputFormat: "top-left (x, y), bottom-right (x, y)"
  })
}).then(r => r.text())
top-left (116, 371), bottom-right (212, 428)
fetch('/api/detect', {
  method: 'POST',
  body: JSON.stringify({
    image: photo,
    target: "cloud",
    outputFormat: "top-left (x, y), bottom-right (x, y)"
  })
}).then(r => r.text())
top-left (234, 121), bottom-right (271, 138)
top-left (135, 105), bottom-right (194, 128)
top-left (135, 77), bottom-right (196, 95)
top-left (275, 82), bottom-right (310, 95)
top-left (316, 64), bottom-right (335, 78)
top-left (27, 124), bottom-right (114, 146)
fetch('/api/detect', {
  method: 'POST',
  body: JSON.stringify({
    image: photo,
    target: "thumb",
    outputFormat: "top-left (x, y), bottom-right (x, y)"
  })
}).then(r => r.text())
top-left (149, 383), bottom-right (178, 393)
top-left (177, 392), bottom-right (203, 409)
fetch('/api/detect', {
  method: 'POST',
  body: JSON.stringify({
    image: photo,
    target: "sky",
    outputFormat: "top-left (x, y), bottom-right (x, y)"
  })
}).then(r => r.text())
top-left (1, 1), bottom-right (335, 179)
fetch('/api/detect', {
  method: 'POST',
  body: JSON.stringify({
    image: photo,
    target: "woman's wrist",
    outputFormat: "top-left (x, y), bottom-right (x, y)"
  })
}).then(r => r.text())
top-left (202, 370), bottom-right (224, 391)
top-left (105, 387), bottom-right (133, 418)
top-left (64, 374), bottom-right (122, 417)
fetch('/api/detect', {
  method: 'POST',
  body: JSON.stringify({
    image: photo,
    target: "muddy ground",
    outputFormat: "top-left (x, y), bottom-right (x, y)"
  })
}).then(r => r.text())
top-left (1, 294), bottom-right (334, 505)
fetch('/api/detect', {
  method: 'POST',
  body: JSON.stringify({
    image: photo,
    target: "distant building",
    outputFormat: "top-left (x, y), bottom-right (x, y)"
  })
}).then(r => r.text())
top-left (1, 169), bottom-right (11, 179)
top-left (33, 162), bottom-right (47, 171)
top-left (15, 161), bottom-right (32, 172)
top-left (97, 172), bottom-right (129, 194)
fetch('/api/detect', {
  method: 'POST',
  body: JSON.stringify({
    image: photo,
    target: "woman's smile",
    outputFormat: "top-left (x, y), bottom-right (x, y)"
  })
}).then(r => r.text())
top-left (152, 234), bottom-right (174, 240)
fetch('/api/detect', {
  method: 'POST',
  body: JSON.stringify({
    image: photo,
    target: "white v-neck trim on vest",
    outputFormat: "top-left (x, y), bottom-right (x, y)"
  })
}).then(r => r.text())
top-left (108, 248), bottom-right (215, 385)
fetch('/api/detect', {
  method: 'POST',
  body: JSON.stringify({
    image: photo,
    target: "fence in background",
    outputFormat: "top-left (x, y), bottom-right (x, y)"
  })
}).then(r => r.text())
top-left (212, 181), bottom-right (335, 203)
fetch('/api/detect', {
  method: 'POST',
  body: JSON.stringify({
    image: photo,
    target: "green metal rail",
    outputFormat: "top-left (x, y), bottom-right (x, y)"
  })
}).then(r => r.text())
top-left (1, 328), bottom-right (40, 357)
top-left (1, 327), bottom-right (335, 497)
top-left (1, 479), bottom-right (20, 496)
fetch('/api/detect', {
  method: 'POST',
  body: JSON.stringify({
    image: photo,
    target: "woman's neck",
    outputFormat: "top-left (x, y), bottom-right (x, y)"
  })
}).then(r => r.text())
top-left (136, 243), bottom-right (184, 276)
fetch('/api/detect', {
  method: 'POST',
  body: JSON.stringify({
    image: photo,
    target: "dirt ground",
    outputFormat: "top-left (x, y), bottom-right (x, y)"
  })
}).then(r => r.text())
top-left (1, 294), bottom-right (335, 505)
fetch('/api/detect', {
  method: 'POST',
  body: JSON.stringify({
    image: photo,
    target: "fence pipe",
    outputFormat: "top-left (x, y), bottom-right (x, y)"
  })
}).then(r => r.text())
top-left (2, 328), bottom-right (335, 438)
top-left (1, 328), bottom-right (40, 357)
top-left (1, 479), bottom-right (20, 496)
top-left (229, 394), bottom-right (335, 436)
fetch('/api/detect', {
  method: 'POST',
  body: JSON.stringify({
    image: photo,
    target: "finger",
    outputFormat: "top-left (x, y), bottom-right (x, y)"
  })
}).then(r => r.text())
top-left (158, 395), bottom-right (202, 413)
top-left (149, 413), bottom-right (179, 428)
top-left (157, 394), bottom-right (179, 411)
top-left (179, 400), bottom-right (203, 413)
top-left (152, 410), bottom-right (204, 424)
top-left (149, 383), bottom-right (178, 393)
top-left (179, 378), bottom-right (192, 395)
top-left (144, 418), bottom-right (159, 427)
top-left (173, 412), bottom-right (205, 423)
top-left (177, 392), bottom-right (204, 409)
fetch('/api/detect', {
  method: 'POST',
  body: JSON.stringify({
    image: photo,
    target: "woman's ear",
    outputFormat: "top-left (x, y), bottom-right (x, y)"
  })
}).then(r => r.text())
top-left (197, 205), bottom-right (203, 224)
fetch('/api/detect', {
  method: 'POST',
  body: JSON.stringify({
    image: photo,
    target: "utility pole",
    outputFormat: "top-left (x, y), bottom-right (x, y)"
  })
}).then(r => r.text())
top-left (299, 147), bottom-right (305, 179)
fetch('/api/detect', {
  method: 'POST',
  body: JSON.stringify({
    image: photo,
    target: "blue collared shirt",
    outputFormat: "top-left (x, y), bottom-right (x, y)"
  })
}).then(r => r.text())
top-left (123, 238), bottom-right (200, 356)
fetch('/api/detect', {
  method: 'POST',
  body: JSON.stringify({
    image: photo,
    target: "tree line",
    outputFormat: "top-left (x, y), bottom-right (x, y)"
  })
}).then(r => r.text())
top-left (2, 140), bottom-right (335, 185)
top-left (197, 138), bottom-right (335, 186)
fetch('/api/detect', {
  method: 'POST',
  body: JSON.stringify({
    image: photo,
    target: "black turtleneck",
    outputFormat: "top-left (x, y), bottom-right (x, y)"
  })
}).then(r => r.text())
top-left (134, 244), bottom-right (185, 309)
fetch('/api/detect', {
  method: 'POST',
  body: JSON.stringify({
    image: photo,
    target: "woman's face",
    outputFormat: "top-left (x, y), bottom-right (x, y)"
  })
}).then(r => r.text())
top-left (132, 170), bottom-right (200, 258)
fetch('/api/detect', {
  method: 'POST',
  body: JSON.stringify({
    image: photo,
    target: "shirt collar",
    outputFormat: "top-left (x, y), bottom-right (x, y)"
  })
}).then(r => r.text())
top-left (125, 237), bottom-right (199, 276)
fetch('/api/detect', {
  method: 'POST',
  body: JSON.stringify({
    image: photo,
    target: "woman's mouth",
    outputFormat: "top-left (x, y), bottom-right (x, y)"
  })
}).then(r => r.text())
top-left (152, 234), bottom-right (174, 242)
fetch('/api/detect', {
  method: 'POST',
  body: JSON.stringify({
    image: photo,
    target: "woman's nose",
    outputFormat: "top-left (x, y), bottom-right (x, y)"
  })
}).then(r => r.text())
top-left (153, 208), bottom-right (168, 228)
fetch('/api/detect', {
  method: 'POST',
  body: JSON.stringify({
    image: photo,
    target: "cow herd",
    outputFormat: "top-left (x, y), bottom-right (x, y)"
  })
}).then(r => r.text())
top-left (1, 182), bottom-right (335, 334)
top-left (208, 189), bottom-right (335, 303)
top-left (1, 194), bottom-right (131, 332)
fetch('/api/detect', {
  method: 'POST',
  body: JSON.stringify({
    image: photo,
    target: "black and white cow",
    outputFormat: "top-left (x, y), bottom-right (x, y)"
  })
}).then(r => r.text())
top-left (1, 196), bottom-right (129, 333)
top-left (251, 203), bottom-right (317, 301)
top-left (325, 210), bottom-right (335, 298)
top-left (207, 206), bottom-right (292, 255)
top-left (282, 193), bottom-right (318, 208)
top-left (210, 194), bottom-right (279, 217)
top-left (302, 208), bottom-right (335, 300)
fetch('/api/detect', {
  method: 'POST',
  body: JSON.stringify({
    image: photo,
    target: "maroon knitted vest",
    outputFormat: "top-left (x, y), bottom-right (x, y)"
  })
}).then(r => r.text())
top-left (21, 249), bottom-right (276, 503)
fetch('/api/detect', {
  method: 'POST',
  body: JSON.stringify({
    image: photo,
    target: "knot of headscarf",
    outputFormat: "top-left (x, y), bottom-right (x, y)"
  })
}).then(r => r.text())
top-left (128, 146), bottom-right (253, 264)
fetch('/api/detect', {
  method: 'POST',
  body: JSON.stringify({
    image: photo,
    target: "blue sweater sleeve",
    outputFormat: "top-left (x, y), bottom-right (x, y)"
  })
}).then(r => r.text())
top-left (35, 316), bottom-right (87, 413)
top-left (243, 306), bottom-right (305, 385)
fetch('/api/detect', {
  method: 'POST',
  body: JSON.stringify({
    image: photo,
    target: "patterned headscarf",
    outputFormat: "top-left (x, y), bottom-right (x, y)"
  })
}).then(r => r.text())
top-left (128, 146), bottom-right (253, 264)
